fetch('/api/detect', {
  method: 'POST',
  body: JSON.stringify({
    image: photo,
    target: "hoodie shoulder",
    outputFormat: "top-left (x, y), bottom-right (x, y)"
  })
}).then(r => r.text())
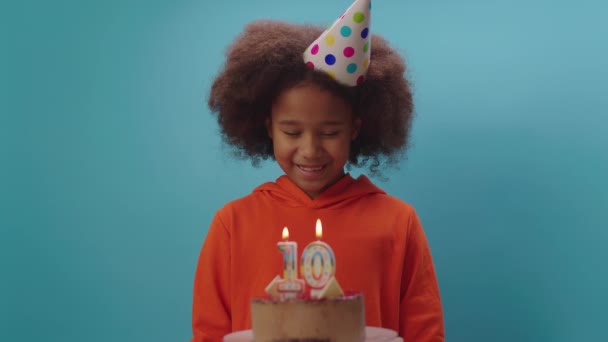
top-left (218, 184), bottom-right (271, 211)
top-left (348, 176), bottom-right (420, 218)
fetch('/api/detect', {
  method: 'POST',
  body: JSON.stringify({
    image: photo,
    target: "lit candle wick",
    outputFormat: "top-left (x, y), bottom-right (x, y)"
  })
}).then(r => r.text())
top-left (315, 219), bottom-right (322, 240)
top-left (282, 227), bottom-right (289, 241)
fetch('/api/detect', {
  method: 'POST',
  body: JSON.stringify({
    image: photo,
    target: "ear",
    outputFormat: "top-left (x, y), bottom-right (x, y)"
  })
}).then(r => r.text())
top-left (265, 117), bottom-right (273, 139)
top-left (351, 117), bottom-right (361, 140)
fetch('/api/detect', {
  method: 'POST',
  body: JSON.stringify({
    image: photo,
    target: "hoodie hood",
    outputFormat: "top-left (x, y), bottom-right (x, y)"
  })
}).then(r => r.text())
top-left (253, 173), bottom-right (385, 209)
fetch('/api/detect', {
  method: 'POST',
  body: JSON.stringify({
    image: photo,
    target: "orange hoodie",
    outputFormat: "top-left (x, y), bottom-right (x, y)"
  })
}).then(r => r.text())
top-left (190, 174), bottom-right (444, 342)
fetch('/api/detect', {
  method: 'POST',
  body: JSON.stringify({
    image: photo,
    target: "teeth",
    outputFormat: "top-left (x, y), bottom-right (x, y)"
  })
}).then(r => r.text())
top-left (299, 165), bottom-right (323, 171)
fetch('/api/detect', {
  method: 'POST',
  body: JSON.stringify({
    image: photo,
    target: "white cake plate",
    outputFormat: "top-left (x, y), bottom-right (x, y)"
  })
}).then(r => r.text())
top-left (223, 326), bottom-right (403, 342)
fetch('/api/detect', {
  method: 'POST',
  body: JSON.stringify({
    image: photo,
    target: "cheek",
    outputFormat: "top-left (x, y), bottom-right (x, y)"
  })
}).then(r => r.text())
top-left (271, 137), bottom-right (291, 159)
top-left (326, 140), bottom-right (352, 161)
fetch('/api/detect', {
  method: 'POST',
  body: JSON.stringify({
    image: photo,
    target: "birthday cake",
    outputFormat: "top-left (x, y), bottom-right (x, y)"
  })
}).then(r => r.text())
top-left (250, 293), bottom-right (365, 342)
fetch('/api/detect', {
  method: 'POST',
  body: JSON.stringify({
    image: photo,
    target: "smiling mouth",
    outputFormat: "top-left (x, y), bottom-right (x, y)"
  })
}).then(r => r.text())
top-left (297, 165), bottom-right (324, 172)
top-left (296, 164), bottom-right (325, 177)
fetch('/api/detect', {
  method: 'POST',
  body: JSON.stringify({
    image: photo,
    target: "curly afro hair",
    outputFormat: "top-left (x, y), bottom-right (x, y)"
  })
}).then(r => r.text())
top-left (208, 20), bottom-right (415, 177)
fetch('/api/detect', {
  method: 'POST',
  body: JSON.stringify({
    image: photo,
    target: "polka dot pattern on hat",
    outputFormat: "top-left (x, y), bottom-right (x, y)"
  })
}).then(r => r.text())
top-left (302, 0), bottom-right (372, 87)
top-left (343, 47), bottom-right (355, 58)
top-left (340, 25), bottom-right (352, 37)
top-left (325, 54), bottom-right (337, 65)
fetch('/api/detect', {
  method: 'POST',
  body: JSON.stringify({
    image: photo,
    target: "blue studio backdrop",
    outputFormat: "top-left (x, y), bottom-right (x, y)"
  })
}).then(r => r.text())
top-left (2, 0), bottom-right (606, 341)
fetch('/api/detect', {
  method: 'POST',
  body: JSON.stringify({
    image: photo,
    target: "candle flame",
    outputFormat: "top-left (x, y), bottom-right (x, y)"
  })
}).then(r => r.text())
top-left (282, 227), bottom-right (289, 240)
top-left (316, 219), bottom-right (323, 239)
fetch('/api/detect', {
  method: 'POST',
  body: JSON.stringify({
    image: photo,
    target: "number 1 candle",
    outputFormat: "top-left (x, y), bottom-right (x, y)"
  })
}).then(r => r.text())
top-left (277, 227), bottom-right (297, 280)
top-left (266, 227), bottom-right (304, 299)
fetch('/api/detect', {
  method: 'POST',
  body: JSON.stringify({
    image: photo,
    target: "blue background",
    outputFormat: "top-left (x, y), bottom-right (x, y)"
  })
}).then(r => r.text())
top-left (2, 0), bottom-right (607, 341)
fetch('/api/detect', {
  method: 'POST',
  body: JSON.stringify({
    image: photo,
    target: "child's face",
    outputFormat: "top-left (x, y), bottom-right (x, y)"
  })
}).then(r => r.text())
top-left (267, 82), bottom-right (361, 199)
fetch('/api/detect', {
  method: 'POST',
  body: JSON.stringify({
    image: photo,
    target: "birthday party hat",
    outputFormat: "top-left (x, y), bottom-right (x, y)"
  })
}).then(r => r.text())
top-left (303, 0), bottom-right (372, 86)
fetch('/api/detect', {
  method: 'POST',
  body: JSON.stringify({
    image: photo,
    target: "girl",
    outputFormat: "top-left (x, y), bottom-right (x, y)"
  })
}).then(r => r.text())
top-left (191, 1), bottom-right (444, 341)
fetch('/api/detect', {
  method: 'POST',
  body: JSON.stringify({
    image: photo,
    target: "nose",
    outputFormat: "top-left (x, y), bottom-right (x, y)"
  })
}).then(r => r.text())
top-left (300, 133), bottom-right (322, 160)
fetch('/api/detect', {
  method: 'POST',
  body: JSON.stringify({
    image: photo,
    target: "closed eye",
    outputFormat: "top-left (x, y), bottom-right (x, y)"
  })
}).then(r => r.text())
top-left (321, 131), bottom-right (339, 137)
top-left (283, 131), bottom-right (300, 136)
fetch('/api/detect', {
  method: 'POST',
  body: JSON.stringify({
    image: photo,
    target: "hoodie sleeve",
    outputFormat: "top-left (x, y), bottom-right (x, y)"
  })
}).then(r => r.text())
top-left (190, 211), bottom-right (232, 342)
top-left (400, 209), bottom-right (445, 342)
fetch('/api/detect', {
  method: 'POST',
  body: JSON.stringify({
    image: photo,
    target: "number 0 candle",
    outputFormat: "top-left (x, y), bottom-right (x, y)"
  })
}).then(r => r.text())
top-left (301, 219), bottom-right (336, 297)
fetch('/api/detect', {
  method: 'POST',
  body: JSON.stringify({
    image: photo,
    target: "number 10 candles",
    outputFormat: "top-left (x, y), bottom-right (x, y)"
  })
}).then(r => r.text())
top-left (266, 219), bottom-right (344, 300)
